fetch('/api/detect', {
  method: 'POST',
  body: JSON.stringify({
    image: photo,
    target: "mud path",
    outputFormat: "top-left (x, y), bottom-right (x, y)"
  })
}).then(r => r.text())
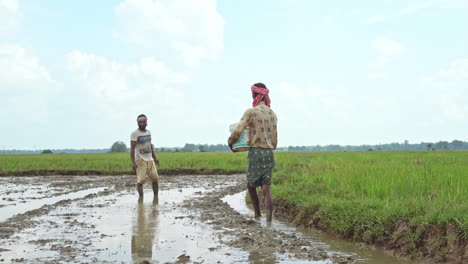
top-left (0, 175), bottom-right (413, 263)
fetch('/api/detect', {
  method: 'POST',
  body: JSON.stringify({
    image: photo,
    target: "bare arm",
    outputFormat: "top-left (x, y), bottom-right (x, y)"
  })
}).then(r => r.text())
top-left (151, 144), bottom-right (160, 166)
top-left (130, 141), bottom-right (137, 172)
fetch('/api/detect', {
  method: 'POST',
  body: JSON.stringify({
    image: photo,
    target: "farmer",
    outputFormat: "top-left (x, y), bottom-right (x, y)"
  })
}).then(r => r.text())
top-left (130, 114), bottom-right (160, 198)
top-left (228, 83), bottom-right (278, 222)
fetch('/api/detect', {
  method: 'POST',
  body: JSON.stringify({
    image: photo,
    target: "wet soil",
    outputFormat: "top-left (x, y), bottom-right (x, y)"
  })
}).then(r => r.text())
top-left (272, 198), bottom-right (467, 264)
top-left (0, 174), bottom-right (415, 263)
top-left (0, 169), bottom-right (243, 177)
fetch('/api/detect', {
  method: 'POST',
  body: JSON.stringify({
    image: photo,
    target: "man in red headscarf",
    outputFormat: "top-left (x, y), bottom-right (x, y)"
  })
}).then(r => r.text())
top-left (228, 82), bottom-right (278, 222)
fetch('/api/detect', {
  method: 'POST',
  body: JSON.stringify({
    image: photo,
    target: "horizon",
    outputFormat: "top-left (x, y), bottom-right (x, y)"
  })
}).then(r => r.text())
top-left (1, 0), bottom-right (467, 150)
top-left (2, 138), bottom-right (466, 152)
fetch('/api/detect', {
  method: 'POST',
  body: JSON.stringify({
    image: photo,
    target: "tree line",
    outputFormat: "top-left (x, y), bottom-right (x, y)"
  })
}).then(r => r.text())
top-left (284, 140), bottom-right (468, 152)
top-left (112, 140), bottom-right (468, 152)
top-left (157, 140), bottom-right (468, 152)
top-left (2, 140), bottom-right (467, 154)
top-left (155, 143), bottom-right (230, 152)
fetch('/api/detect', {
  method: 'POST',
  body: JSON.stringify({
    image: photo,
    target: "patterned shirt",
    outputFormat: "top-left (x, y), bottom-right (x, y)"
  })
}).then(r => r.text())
top-left (231, 101), bottom-right (278, 149)
top-left (130, 129), bottom-right (154, 161)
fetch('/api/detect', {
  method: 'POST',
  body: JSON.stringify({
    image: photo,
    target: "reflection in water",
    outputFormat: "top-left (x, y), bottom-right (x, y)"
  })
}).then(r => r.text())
top-left (131, 197), bottom-right (159, 262)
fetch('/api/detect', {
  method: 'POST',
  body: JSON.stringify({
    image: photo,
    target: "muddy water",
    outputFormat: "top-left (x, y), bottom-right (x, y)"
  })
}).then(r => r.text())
top-left (0, 175), bottom-right (414, 263)
top-left (0, 187), bottom-right (107, 222)
top-left (223, 192), bottom-right (415, 264)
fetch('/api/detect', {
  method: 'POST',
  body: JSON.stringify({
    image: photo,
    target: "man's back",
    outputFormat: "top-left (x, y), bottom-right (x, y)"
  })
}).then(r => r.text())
top-left (243, 101), bottom-right (278, 149)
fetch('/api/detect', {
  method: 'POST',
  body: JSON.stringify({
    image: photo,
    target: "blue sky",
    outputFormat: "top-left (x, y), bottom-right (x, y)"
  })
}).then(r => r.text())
top-left (1, 0), bottom-right (467, 149)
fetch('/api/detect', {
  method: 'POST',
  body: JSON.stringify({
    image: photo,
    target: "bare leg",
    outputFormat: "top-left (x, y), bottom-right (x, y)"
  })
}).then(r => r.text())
top-left (248, 184), bottom-right (261, 218)
top-left (262, 184), bottom-right (272, 222)
top-left (137, 183), bottom-right (144, 197)
top-left (152, 181), bottom-right (159, 197)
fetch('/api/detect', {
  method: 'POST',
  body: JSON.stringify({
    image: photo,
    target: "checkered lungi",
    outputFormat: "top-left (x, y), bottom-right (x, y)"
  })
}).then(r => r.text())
top-left (247, 147), bottom-right (275, 187)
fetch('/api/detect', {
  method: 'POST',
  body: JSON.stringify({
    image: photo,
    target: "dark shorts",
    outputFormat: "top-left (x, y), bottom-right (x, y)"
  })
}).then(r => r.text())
top-left (247, 147), bottom-right (275, 187)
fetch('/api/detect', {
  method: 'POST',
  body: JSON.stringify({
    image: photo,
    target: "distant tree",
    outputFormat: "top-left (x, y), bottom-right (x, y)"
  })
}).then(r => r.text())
top-left (439, 141), bottom-right (449, 149)
top-left (181, 148), bottom-right (193, 152)
top-left (199, 145), bottom-right (207, 152)
top-left (184, 143), bottom-right (197, 152)
top-left (110, 141), bottom-right (127, 152)
top-left (41, 149), bottom-right (53, 154)
top-left (452, 140), bottom-right (463, 149)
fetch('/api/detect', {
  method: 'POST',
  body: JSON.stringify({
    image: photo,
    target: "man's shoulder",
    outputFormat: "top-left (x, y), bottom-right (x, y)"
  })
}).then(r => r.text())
top-left (131, 129), bottom-right (140, 136)
top-left (245, 106), bottom-right (258, 113)
top-left (252, 104), bottom-right (275, 113)
top-left (130, 129), bottom-right (138, 141)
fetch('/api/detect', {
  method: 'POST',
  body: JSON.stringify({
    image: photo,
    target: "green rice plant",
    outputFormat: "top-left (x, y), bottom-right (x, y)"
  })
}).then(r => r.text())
top-left (272, 151), bottom-right (468, 241)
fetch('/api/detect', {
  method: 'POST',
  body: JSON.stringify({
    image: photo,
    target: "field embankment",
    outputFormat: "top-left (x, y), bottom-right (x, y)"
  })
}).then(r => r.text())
top-left (0, 152), bottom-right (247, 176)
top-left (272, 151), bottom-right (467, 263)
top-left (1, 151), bottom-right (466, 262)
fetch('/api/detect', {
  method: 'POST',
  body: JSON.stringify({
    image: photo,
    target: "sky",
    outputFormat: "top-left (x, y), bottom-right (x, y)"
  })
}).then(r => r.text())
top-left (0, 0), bottom-right (467, 150)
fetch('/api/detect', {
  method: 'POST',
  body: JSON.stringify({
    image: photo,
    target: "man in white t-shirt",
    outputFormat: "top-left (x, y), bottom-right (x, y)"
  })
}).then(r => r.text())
top-left (130, 114), bottom-right (160, 198)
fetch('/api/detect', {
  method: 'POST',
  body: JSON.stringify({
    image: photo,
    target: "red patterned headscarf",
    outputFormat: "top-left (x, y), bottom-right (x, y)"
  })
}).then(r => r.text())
top-left (251, 86), bottom-right (271, 107)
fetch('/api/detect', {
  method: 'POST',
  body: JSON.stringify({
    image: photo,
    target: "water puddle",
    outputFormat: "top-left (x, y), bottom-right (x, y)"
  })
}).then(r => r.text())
top-left (0, 175), bottom-right (247, 263)
top-left (0, 187), bottom-right (107, 222)
top-left (223, 191), bottom-right (415, 264)
top-left (87, 188), bottom-right (248, 263)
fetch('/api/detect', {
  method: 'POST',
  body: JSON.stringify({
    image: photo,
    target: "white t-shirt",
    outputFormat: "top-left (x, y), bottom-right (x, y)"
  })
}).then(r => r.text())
top-left (131, 129), bottom-right (154, 161)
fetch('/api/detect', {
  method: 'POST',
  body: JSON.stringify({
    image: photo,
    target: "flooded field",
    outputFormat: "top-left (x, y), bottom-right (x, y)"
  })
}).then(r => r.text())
top-left (0, 174), bottom-right (415, 263)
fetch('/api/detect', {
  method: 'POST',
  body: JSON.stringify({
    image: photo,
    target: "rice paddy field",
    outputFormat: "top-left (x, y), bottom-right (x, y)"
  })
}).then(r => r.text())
top-left (0, 152), bottom-right (247, 175)
top-left (1, 150), bottom-right (467, 260)
top-left (271, 151), bottom-right (468, 247)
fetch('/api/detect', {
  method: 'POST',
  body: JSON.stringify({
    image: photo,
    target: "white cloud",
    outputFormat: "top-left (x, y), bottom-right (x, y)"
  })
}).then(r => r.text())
top-left (115, 0), bottom-right (224, 68)
top-left (65, 50), bottom-right (188, 121)
top-left (274, 81), bottom-right (360, 125)
top-left (0, 0), bottom-right (19, 35)
top-left (369, 36), bottom-right (405, 79)
top-left (419, 59), bottom-right (468, 121)
top-left (0, 44), bottom-right (60, 91)
top-left (0, 44), bottom-right (60, 124)
top-left (0, 94), bottom-right (49, 125)
top-left (372, 37), bottom-right (405, 64)
top-left (271, 80), bottom-right (417, 146)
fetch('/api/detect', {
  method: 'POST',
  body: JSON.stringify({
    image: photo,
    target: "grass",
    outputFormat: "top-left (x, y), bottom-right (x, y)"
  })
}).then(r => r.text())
top-left (0, 152), bottom-right (247, 175)
top-left (272, 151), bottom-right (468, 242)
top-left (1, 150), bottom-right (467, 242)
